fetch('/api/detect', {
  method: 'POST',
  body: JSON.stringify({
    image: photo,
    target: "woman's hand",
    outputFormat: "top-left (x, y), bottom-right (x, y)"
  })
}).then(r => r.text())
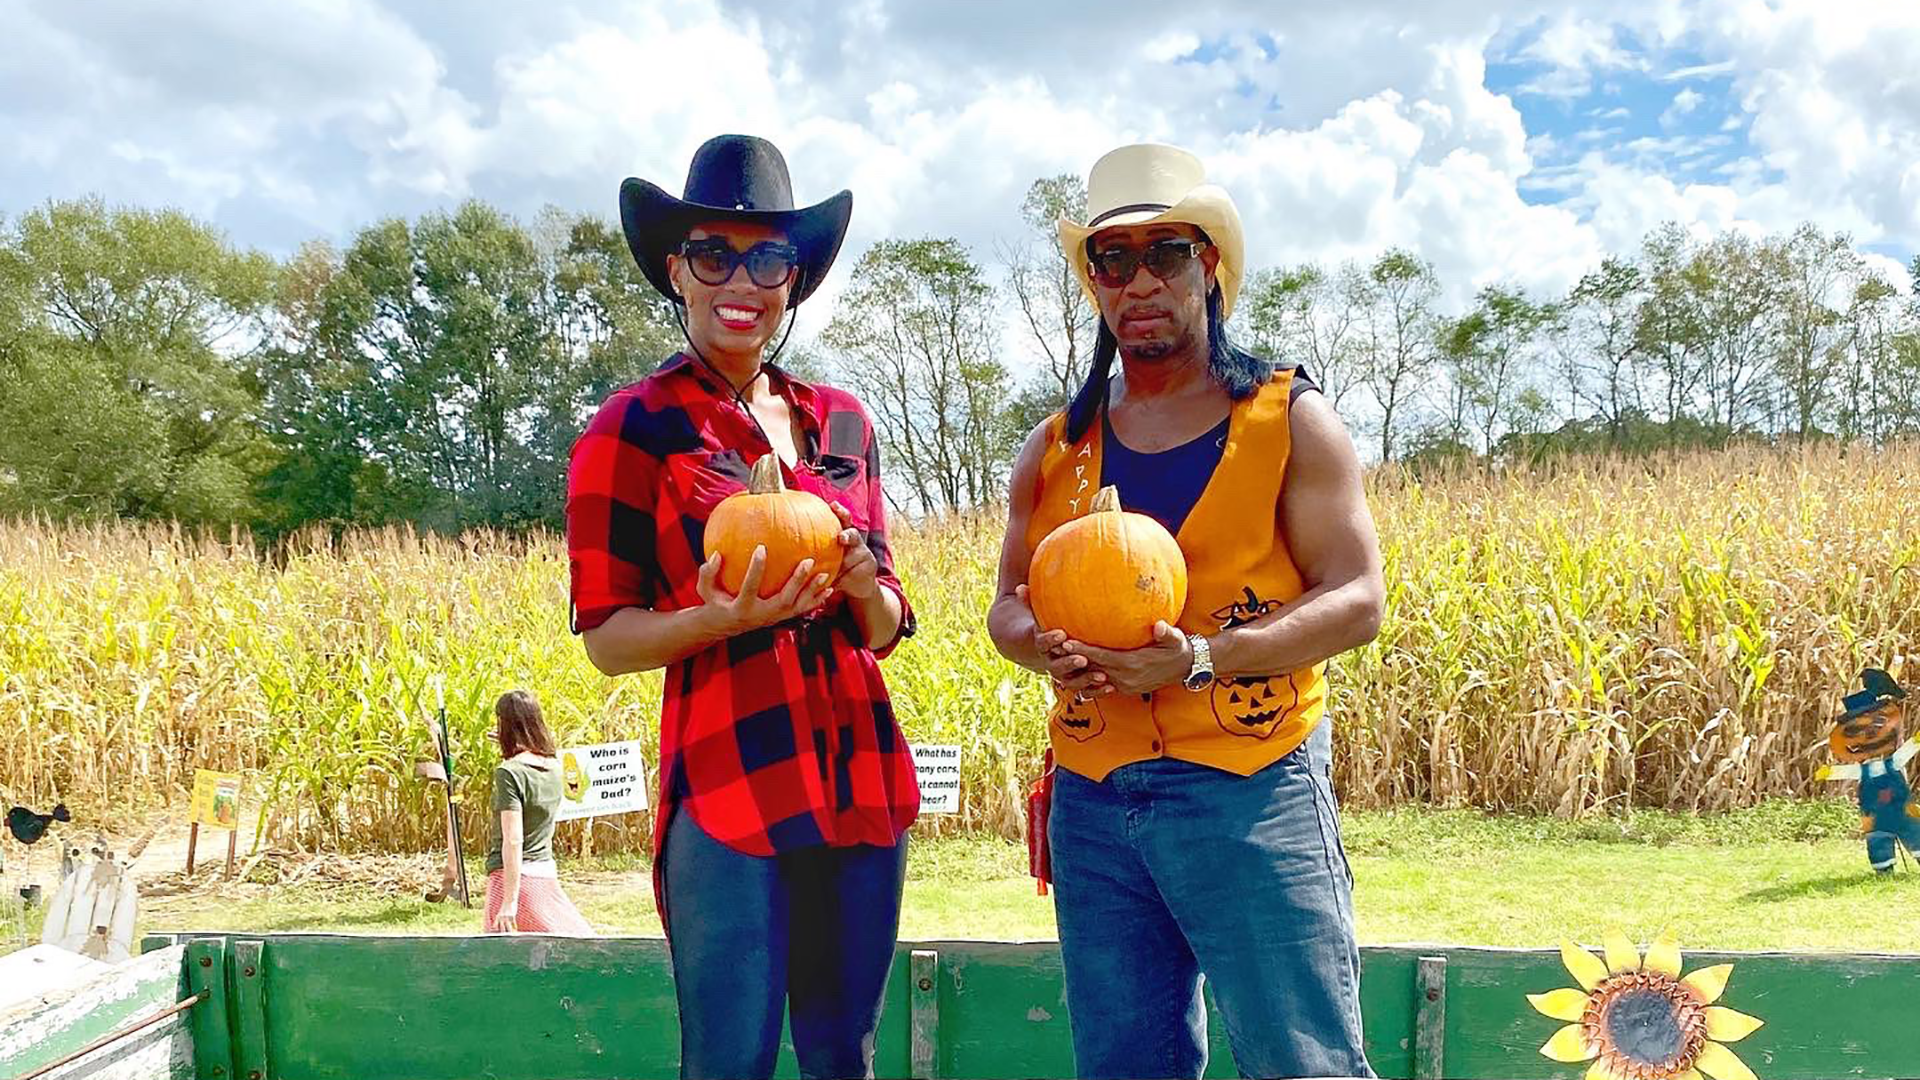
top-left (493, 902), bottom-right (519, 934)
top-left (830, 504), bottom-right (880, 600)
top-left (696, 546), bottom-right (833, 635)
top-left (1015, 584), bottom-right (1108, 698)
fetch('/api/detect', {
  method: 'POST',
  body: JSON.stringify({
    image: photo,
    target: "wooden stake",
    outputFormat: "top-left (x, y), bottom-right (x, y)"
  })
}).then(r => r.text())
top-left (185, 823), bottom-right (199, 875)
top-left (224, 828), bottom-right (238, 880)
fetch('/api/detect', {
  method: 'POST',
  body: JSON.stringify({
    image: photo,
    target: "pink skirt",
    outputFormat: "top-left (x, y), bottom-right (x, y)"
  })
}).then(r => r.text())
top-left (484, 870), bottom-right (594, 935)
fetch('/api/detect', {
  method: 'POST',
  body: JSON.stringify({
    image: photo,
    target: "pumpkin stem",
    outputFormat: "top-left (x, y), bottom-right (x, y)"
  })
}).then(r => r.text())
top-left (747, 454), bottom-right (787, 494)
top-left (1090, 486), bottom-right (1121, 513)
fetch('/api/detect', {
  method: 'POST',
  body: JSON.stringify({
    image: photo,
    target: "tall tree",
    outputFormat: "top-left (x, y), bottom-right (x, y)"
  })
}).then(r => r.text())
top-left (1685, 231), bottom-right (1780, 434)
top-left (1441, 285), bottom-right (1554, 458)
top-left (1242, 260), bottom-right (1366, 409)
top-left (1633, 223), bottom-right (1708, 437)
top-left (1002, 175), bottom-right (1094, 437)
top-left (1772, 223), bottom-right (1859, 441)
top-left (823, 239), bottom-right (1012, 514)
top-left (1838, 274), bottom-right (1900, 440)
top-left (253, 240), bottom-right (400, 535)
top-left (320, 202), bottom-right (564, 530)
top-left (0, 199), bottom-right (275, 523)
top-left (1552, 256), bottom-right (1646, 445)
top-left (1354, 249), bottom-right (1440, 462)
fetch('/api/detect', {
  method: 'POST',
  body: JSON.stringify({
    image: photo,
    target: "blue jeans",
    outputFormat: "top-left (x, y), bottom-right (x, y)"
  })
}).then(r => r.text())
top-left (661, 811), bottom-right (907, 1080)
top-left (1049, 721), bottom-right (1373, 1079)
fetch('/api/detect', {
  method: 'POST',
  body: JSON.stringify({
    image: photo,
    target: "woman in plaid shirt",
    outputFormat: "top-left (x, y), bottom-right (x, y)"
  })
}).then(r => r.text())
top-left (566, 135), bottom-right (920, 1080)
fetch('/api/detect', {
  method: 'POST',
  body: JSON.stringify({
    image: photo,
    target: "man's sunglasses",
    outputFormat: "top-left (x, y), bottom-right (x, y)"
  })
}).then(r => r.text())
top-left (1087, 238), bottom-right (1209, 288)
top-left (679, 238), bottom-right (800, 289)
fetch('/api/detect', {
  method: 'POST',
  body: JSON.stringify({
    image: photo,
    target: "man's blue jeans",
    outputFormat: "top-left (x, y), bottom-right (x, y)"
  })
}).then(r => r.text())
top-left (661, 810), bottom-right (907, 1080)
top-left (1049, 720), bottom-right (1373, 1079)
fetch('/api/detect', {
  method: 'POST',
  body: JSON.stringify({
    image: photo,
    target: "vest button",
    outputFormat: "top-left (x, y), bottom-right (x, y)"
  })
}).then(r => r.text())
top-left (1151, 740), bottom-right (1161, 753)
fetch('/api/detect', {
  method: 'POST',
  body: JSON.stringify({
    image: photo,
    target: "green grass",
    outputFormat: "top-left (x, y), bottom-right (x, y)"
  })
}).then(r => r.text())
top-left (119, 801), bottom-right (1920, 953)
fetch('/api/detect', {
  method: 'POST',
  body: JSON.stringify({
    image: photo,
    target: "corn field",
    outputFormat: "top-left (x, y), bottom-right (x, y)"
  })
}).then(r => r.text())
top-left (2, 442), bottom-right (1917, 854)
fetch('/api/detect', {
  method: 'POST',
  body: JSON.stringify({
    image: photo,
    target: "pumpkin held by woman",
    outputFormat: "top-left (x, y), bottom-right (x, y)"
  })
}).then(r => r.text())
top-left (704, 454), bottom-right (844, 598)
top-left (1028, 486), bottom-right (1188, 650)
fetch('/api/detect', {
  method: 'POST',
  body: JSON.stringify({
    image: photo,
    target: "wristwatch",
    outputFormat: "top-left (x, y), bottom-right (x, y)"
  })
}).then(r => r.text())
top-left (1183, 633), bottom-right (1214, 691)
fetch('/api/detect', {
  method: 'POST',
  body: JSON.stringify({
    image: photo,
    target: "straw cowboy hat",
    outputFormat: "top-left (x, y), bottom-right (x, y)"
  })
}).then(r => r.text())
top-left (1058, 142), bottom-right (1247, 320)
top-left (619, 134), bottom-right (852, 309)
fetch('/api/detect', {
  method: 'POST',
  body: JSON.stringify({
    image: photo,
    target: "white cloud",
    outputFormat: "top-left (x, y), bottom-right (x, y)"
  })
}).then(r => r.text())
top-left (1660, 87), bottom-right (1705, 129)
top-left (0, 0), bottom-right (1913, 367)
top-left (1515, 15), bottom-right (1640, 97)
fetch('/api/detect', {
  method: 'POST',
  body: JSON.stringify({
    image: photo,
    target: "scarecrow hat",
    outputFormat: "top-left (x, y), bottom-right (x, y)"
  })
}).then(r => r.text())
top-left (1840, 667), bottom-right (1907, 720)
top-left (1057, 142), bottom-right (1247, 320)
top-left (619, 134), bottom-right (852, 309)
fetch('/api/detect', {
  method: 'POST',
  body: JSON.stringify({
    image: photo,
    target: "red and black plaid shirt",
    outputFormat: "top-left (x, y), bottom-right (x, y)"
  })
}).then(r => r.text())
top-left (566, 353), bottom-right (920, 872)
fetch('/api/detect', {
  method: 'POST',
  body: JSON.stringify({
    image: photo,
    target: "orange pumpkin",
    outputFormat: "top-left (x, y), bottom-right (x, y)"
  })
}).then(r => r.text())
top-left (1028, 486), bottom-right (1187, 649)
top-left (704, 454), bottom-right (844, 599)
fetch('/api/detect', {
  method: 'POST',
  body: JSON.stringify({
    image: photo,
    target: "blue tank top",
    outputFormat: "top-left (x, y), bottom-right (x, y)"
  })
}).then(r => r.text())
top-left (1100, 410), bottom-right (1229, 535)
top-left (1096, 364), bottom-right (1321, 534)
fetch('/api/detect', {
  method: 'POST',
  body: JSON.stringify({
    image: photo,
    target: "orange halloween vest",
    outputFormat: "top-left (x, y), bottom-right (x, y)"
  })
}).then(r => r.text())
top-left (1026, 370), bottom-right (1325, 781)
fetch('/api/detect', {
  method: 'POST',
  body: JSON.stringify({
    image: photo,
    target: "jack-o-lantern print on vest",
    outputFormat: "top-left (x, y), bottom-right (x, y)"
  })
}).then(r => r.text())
top-left (1209, 586), bottom-right (1298, 739)
top-left (1052, 689), bottom-right (1109, 742)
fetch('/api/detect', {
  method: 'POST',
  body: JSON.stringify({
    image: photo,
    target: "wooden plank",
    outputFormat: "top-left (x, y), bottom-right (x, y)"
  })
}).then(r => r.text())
top-left (0, 945), bottom-right (112, 1015)
top-left (909, 949), bottom-right (938, 1079)
top-left (185, 938), bottom-right (236, 1080)
top-left (1413, 955), bottom-right (1447, 1079)
top-left (147, 935), bottom-right (1920, 1080)
top-left (0, 944), bottom-right (192, 1080)
top-left (256, 934), bottom-right (681, 1080)
top-left (1431, 944), bottom-right (1920, 1080)
top-left (231, 940), bottom-right (269, 1080)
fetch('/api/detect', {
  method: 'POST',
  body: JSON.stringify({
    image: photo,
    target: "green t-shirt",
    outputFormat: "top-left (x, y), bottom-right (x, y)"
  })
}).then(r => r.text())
top-left (486, 755), bottom-right (561, 874)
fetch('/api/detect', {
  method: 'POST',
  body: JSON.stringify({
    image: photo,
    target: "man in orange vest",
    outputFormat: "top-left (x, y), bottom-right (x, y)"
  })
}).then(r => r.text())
top-left (989, 143), bottom-right (1385, 1079)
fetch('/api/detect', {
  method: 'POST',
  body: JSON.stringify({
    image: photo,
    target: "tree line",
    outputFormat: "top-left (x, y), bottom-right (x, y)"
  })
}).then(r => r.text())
top-left (2, 187), bottom-right (1916, 535)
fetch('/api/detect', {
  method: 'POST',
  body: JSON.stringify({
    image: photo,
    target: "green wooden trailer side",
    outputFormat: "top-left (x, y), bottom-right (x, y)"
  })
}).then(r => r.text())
top-left (13, 934), bottom-right (1917, 1080)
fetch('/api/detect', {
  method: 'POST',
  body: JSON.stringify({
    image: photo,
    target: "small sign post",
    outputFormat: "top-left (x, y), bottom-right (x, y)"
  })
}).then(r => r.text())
top-left (554, 740), bottom-right (649, 822)
top-left (911, 744), bottom-right (962, 815)
top-left (186, 770), bottom-right (242, 878)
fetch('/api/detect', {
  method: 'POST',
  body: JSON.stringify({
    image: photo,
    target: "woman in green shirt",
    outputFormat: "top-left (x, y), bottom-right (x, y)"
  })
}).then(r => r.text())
top-left (485, 691), bottom-right (592, 935)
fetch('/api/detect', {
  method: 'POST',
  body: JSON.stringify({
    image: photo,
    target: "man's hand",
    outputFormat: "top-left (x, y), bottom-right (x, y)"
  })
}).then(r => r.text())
top-left (696, 546), bottom-right (832, 634)
top-left (1015, 584), bottom-right (1108, 697)
top-left (493, 903), bottom-right (519, 934)
top-left (830, 503), bottom-right (879, 600)
top-left (1064, 621), bottom-right (1193, 696)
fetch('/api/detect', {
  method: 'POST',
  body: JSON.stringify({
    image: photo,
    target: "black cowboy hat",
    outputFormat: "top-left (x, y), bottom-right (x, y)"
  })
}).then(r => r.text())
top-left (619, 134), bottom-right (852, 309)
top-left (1840, 667), bottom-right (1907, 719)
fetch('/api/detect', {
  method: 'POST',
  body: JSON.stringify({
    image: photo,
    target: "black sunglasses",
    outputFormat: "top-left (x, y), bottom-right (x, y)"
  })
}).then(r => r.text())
top-left (679, 238), bottom-right (799, 289)
top-left (1087, 238), bottom-right (1209, 288)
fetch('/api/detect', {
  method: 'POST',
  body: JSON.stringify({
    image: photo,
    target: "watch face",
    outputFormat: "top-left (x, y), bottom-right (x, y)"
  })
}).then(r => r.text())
top-left (1185, 670), bottom-right (1214, 691)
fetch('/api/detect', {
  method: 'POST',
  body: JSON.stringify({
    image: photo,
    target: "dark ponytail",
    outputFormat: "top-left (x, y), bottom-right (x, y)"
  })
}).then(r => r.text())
top-left (1204, 285), bottom-right (1273, 400)
top-left (1065, 317), bottom-right (1119, 442)
top-left (1063, 277), bottom-right (1273, 443)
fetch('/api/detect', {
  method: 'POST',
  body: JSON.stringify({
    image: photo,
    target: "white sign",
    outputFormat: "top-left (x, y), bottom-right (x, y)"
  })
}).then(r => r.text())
top-left (554, 740), bottom-right (649, 821)
top-left (912, 744), bottom-right (962, 814)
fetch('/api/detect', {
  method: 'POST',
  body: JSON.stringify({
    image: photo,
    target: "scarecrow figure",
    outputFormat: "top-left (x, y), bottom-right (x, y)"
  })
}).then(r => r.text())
top-left (1815, 667), bottom-right (1920, 873)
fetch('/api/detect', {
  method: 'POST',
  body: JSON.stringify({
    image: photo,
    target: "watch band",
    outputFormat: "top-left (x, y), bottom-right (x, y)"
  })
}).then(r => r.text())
top-left (1185, 633), bottom-right (1214, 690)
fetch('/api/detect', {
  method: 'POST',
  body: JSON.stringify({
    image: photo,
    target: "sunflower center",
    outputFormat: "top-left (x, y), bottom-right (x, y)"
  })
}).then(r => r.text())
top-left (1585, 971), bottom-right (1707, 1076)
top-left (1607, 989), bottom-right (1683, 1063)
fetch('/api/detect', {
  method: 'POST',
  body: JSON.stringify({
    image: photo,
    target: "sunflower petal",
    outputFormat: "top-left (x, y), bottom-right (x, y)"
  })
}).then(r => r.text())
top-left (1528, 988), bottom-right (1592, 1021)
top-left (1586, 1061), bottom-right (1619, 1080)
top-left (1682, 963), bottom-right (1735, 1004)
top-left (1696, 1040), bottom-right (1759, 1080)
top-left (1705, 1006), bottom-right (1765, 1043)
top-left (1674, 1071), bottom-right (1704, 1080)
top-left (1645, 931), bottom-right (1683, 977)
top-left (1604, 929), bottom-right (1641, 974)
top-left (1562, 942), bottom-right (1610, 990)
top-left (1540, 1023), bottom-right (1597, 1062)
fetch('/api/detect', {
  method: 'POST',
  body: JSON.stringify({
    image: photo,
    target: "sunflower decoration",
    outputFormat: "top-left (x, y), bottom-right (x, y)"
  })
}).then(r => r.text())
top-left (1528, 930), bottom-right (1766, 1080)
